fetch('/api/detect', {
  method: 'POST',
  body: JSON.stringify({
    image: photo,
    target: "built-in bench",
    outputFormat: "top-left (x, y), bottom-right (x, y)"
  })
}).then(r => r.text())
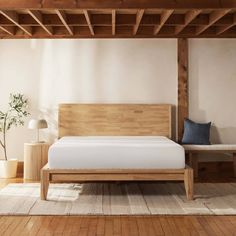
top-left (183, 145), bottom-right (236, 178)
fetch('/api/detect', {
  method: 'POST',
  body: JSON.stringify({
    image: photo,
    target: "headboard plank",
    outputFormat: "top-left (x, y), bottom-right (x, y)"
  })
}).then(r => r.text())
top-left (59, 104), bottom-right (172, 138)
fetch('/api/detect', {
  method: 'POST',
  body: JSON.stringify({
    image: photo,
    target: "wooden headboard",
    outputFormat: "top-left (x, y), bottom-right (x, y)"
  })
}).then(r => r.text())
top-left (58, 104), bottom-right (172, 138)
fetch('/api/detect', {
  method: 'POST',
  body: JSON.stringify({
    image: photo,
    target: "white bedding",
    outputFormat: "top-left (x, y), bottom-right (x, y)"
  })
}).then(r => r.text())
top-left (48, 136), bottom-right (185, 169)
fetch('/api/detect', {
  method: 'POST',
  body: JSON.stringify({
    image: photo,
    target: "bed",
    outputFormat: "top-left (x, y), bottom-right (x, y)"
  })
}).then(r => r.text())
top-left (41, 104), bottom-right (193, 200)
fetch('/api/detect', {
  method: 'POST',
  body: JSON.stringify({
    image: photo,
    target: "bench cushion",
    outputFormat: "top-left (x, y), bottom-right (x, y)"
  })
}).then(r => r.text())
top-left (183, 144), bottom-right (236, 152)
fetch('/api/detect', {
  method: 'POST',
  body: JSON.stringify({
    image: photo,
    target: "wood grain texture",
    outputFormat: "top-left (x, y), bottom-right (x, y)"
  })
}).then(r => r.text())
top-left (233, 153), bottom-right (236, 178)
top-left (40, 164), bottom-right (193, 201)
top-left (177, 38), bottom-right (188, 142)
top-left (185, 147), bottom-right (236, 178)
top-left (184, 166), bottom-right (194, 200)
top-left (0, 216), bottom-right (235, 236)
top-left (0, 0), bottom-right (235, 9)
top-left (0, 3), bottom-right (236, 38)
top-left (188, 152), bottom-right (199, 178)
top-left (58, 104), bottom-right (172, 138)
top-left (24, 143), bottom-right (49, 181)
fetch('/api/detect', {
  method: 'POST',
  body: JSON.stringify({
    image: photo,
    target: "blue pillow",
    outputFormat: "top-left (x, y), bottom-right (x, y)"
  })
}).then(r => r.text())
top-left (182, 119), bottom-right (211, 145)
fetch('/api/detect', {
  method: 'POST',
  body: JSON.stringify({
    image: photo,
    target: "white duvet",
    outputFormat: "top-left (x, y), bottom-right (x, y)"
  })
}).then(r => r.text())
top-left (48, 136), bottom-right (185, 169)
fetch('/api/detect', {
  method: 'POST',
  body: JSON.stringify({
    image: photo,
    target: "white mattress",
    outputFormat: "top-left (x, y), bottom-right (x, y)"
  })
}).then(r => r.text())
top-left (48, 136), bottom-right (185, 169)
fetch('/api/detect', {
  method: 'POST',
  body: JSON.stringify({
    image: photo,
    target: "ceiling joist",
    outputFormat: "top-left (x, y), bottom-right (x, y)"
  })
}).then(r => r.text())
top-left (133, 9), bottom-right (144, 35)
top-left (196, 9), bottom-right (231, 35)
top-left (0, 1), bottom-right (236, 39)
top-left (216, 13), bottom-right (236, 35)
top-left (55, 10), bottom-right (73, 35)
top-left (153, 10), bottom-right (173, 35)
top-left (112, 10), bottom-right (116, 35)
top-left (175, 10), bottom-right (201, 35)
top-left (83, 10), bottom-right (94, 36)
top-left (0, 0), bottom-right (235, 10)
top-left (0, 25), bottom-right (14, 35)
top-left (0, 10), bottom-right (32, 36)
top-left (28, 10), bottom-right (53, 35)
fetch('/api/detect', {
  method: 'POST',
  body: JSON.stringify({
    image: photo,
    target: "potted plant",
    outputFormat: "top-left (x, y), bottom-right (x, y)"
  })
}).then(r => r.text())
top-left (0, 94), bottom-right (30, 178)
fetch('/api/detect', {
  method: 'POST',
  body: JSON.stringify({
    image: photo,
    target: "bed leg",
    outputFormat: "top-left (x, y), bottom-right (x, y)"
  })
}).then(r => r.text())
top-left (41, 168), bottom-right (50, 200)
top-left (184, 167), bottom-right (194, 200)
top-left (189, 152), bottom-right (198, 178)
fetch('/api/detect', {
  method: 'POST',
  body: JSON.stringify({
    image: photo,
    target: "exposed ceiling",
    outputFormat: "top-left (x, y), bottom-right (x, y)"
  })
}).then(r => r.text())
top-left (1, 0), bottom-right (236, 38)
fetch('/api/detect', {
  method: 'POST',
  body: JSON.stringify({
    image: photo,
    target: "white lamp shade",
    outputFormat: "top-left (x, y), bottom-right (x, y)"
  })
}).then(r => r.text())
top-left (28, 119), bottom-right (48, 129)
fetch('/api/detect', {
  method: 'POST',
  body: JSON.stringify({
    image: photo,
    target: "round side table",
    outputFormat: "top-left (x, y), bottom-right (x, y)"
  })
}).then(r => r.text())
top-left (24, 143), bottom-right (50, 181)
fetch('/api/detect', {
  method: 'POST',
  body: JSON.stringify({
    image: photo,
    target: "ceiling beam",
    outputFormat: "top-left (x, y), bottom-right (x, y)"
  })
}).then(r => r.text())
top-left (175, 10), bottom-right (201, 34)
top-left (153, 10), bottom-right (173, 35)
top-left (28, 10), bottom-right (53, 35)
top-left (0, 0), bottom-right (233, 10)
top-left (112, 10), bottom-right (116, 35)
top-left (0, 25), bottom-right (14, 35)
top-left (83, 10), bottom-right (94, 36)
top-left (133, 9), bottom-right (144, 35)
top-left (1, 14), bottom-right (234, 27)
top-left (216, 13), bottom-right (236, 35)
top-left (0, 10), bottom-right (32, 36)
top-left (55, 10), bottom-right (73, 35)
top-left (196, 9), bottom-right (231, 35)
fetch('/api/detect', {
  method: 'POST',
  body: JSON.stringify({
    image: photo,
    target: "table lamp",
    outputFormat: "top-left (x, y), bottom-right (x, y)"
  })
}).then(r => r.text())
top-left (28, 119), bottom-right (48, 143)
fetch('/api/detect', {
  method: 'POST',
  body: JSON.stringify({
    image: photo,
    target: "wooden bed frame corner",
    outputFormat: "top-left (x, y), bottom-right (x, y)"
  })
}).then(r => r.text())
top-left (40, 104), bottom-right (194, 201)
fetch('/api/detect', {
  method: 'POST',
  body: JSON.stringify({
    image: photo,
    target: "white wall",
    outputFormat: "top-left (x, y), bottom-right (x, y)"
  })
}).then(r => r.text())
top-left (1, 38), bottom-right (236, 162)
top-left (189, 39), bottom-right (236, 161)
top-left (189, 39), bottom-right (236, 144)
top-left (0, 39), bottom-right (177, 160)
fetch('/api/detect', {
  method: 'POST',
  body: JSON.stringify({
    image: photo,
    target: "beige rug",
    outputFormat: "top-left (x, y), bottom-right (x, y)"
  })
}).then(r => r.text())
top-left (0, 182), bottom-right (236, 215)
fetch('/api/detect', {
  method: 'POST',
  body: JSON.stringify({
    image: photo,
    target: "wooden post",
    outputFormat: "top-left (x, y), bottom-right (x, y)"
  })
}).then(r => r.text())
top-left (178, 38), bottom-right (189, 142)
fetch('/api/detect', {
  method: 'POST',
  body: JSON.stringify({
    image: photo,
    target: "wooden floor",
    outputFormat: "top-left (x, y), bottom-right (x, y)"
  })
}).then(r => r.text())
top-left (0, 162), bottom-right (236, 235)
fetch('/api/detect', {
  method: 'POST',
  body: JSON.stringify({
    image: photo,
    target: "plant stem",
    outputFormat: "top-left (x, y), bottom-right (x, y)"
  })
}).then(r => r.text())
top-left (3, 113), bottom-right (7, 160)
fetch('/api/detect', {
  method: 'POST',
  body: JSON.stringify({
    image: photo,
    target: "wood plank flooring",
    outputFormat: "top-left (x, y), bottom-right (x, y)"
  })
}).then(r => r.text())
top-left (0, 215), bottom-right (236, 235)
top-left (0, 162), bottom-right (236, 235)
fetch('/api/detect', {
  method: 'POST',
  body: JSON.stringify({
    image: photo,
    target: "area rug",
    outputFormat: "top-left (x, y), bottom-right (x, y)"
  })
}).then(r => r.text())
top-left (0, 182), bottom-right (236, 215)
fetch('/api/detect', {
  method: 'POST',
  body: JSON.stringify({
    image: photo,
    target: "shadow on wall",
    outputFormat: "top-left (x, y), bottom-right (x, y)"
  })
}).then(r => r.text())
top-left (211, 126), bottom-right (236, 144)
top-left (35, 39), bottom-right (178, 142)
top-left (38, 107), bottom-right (58, 143)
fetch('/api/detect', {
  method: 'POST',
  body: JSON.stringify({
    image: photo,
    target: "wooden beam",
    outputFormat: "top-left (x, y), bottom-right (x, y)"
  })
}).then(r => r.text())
top-left (153, 10), bottom-right (173, 35)
top-left (55, 10), bottom-right (73, 35)
top-left (0, 0), bottom-right (233, 10)
top-left (178, 38), bottom-right (188, 142)
top-left (175, 10), bottom-right (201, 34)
top-left (0, 25), bottom-right (14, 35)
top-left (0, 10), bottom-right (32, 36)
top-left (196, 9), bottom-right (231, 35)
top-left (28, 10), bottom-right (53, 35)
top-left (133, 9), bottom-right (144, 35)
top-left (216, 13), bottom-right (236, 35)
top-left (83, 10), bottom-right (94, 36)
top-left (112, 10), bottom-right (116, 35)
top-left (1, 14), bottom-right (234, 27)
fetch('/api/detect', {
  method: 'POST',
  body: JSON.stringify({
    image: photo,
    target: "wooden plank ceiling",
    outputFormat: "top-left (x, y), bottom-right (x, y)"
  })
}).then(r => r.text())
top-left (1, 0), bottom-right (236, 38)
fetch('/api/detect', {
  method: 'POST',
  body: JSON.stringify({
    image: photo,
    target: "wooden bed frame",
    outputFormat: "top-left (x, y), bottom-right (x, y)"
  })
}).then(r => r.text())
top-left (41, 104), bottom-right (193, 200)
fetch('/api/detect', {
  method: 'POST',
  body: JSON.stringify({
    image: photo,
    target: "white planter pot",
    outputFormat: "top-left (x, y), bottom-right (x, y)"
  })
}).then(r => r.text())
top-left (0, 159), bottom-right (18, 178)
